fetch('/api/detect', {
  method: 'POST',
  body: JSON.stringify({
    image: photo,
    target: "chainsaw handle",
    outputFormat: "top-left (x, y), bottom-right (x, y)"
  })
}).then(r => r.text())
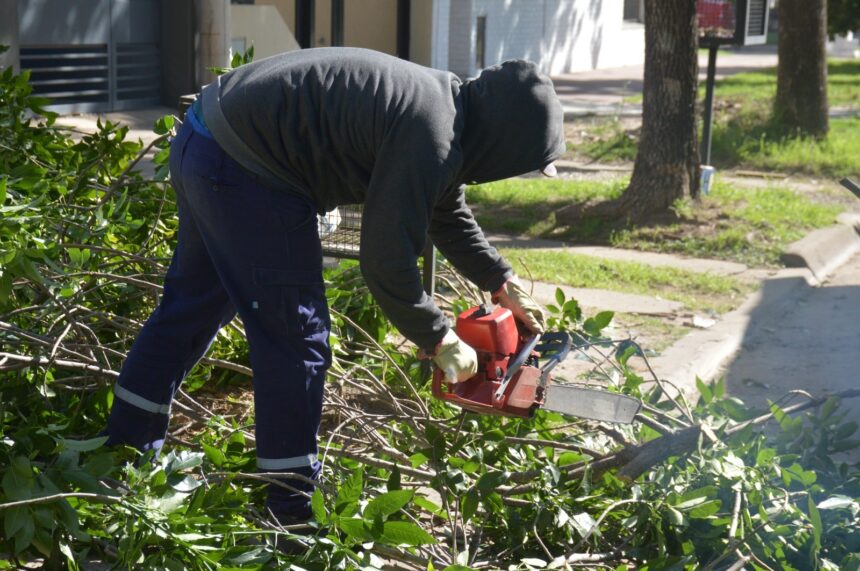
top-left (535, 332), bottom-right (573, 382)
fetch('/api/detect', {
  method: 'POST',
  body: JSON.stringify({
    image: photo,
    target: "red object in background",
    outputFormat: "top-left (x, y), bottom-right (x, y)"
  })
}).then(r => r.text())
top-left (431, 305), bottom-right (544, 418)
top-left (698, 0), bottom-right (736, 36)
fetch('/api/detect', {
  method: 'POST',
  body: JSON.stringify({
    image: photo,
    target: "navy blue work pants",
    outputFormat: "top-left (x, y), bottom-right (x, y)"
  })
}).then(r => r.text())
top-left (105, 118), bottom-right (331, 517)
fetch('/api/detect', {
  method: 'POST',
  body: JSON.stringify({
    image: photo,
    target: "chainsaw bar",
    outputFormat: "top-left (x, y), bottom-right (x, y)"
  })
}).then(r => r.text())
top-left (536, 332), bottom-right (641, 424)
top-left (542, 384), bottom-right (641, 424)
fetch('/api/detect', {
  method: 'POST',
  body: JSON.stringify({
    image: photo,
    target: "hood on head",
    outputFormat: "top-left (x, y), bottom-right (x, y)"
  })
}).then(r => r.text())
top-left (458, 60), bottom-right (566, 185)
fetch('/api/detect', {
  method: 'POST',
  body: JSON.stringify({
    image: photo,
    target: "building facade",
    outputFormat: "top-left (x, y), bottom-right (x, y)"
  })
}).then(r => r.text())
top-left (0, 0), bottom-right (645, 113)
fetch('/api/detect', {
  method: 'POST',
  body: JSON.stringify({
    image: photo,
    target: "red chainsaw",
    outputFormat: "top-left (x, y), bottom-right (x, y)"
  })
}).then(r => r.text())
top-left (432, 304), bottom-right (642, 424)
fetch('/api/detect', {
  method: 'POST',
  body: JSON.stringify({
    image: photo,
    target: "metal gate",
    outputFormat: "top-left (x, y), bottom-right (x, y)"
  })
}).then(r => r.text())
top-left (17, 0), bottom-right (161, 113)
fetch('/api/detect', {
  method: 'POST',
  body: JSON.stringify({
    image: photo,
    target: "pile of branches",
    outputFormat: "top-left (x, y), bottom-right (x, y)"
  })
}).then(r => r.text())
top-left (2, 64), bottom-right (859, 570)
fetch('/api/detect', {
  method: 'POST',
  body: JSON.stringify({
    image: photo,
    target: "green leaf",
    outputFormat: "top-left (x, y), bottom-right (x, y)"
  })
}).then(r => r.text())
top-left (2, 457), bottom-right (34, 501)
top-left (13, 513), bottom-right (35, 554)
top-left (387, 465), bottom-right (401, 490)
top-left (364, 489), bottom-right (413, 521)
top-left (583, 311), bottom-right (614, 336)
top-left (202, 443), bottom-right (226, 467)
top-left (168, 474), bottom-right (201, 493)
top-left (61, 436), bottom-right (108, 453)
top-left (336, 517), bottom-right (372, 541)
top-left (310, 489), bottom-right (327, 524)
top-left (555, 288), bottom-right (565, 306)
top-left (675, 486), bottom-right (718, 509)
top-left (696, 378), bottom-right (713, 404)
top-left (834, 421), bottom-right (858, 440)
top-left (666, 506), bottom-right (686, 526)
top-left (688, 500), bottom-right (721, 519)
top-left (483, 429), bottom-right (506, 442)
top-left (164, 450), bottom-right (204, 473)
top-left (154, 114), bottom-right (175, 135)
top-left (0, 177), bottom-right (6, 204)
top-left (476, 470), bottom-right (509, 493)
top-left (817, 495), bottom-right (857, 511)
top-left (807, 495), bottom-right (822, 551)
top-left (335, 469), bottom-right (363, 516)
top-left (461, 489), bottom-right (479, 523)
top-left (756, 447), bottom-right (776, 467)
top-left (562, 299), bottom-right (581, 320)
top-left (0, 271), bottom-right (12, 307)
top-left (414, 495), bottom-right (445, 518)
top-left (569, 512), bottom-right (597, 538)
top-left (4, 506), bottom-right (28, 539)
top-left (379, 521), bottom-right (437, 546)
top-left (409, 452), bottom-right (429, 468)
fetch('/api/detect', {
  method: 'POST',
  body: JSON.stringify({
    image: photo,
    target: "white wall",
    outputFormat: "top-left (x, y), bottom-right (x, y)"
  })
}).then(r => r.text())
top-left (449, 0), bottom-right (644, 78)
top-left (447, 0), bottom-right (472, 76)
top-left (231, 4), bottom-right (300, 61)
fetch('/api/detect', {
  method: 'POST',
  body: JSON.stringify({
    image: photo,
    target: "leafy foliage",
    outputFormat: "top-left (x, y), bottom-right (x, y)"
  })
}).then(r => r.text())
top-left (1, 59), bottom-right (858, 570)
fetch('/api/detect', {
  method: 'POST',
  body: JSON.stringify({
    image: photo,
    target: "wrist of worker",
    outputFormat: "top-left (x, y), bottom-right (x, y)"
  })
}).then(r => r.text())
top-left (486, 270), bottom-right (515, 301)
top-left (418, 327), bottom-right (453, 359)
top-left (491, 275), bottom-right (519, 303)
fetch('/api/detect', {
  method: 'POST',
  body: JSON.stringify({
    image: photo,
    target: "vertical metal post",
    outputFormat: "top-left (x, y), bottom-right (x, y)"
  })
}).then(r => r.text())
top-left (420, 241), bottom-right (436, 381)
top-left (700, 43), bottom-right (718, 165)
top-left (296, 0), bottom-right (315, 49)
top-left (421, 242), bottom-right (435, 297)
top-left (330, 0), bottom-right (344, 47)
top-left (396, 0), bottom-right (410, 59)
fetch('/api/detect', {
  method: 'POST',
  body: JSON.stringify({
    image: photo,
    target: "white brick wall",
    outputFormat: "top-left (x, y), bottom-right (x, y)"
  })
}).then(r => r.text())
top-left (442, 0), bottom-right (644, 78)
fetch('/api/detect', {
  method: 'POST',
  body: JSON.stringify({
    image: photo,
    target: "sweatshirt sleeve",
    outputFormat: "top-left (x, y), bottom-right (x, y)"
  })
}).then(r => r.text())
top-left (429, 186), bottom-right (513, 292)
top-left (359, 139), bottom-right (453, 352)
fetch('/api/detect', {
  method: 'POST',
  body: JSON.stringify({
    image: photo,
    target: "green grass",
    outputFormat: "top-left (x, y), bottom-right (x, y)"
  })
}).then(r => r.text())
top-left (470, 178), bottom-right (844, 266)
top-left (467, 177), bottom-right (626, 237)
top-left (577, 60), bottom-right (860, 177)
top-left (573, 120), bottom-right (640, 163)
top-left (713, 60), bottom-right (860, 108)
top-left (615, 181), bottom-right (844, 266)
top-left (711, 115), bottom-right (860, 177)
top-left (500, 248), bottom-right (752, 313)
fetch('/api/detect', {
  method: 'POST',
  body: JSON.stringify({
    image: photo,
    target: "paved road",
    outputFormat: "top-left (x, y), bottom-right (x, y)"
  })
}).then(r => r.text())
top-left (723, 251), bottom-right (860, 455)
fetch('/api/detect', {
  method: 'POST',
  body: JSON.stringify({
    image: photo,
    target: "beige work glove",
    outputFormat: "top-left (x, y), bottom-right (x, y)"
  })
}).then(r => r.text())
top-left (431, 329), bottom-right (478, 383)
top-left (492, 276), bottom-right (547, 334)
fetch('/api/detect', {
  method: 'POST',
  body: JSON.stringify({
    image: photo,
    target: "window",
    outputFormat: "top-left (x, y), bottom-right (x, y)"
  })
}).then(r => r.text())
top-left (475, 15), bottom-right (487, 70)
top-left (623, 0), bottom-right (643, 23)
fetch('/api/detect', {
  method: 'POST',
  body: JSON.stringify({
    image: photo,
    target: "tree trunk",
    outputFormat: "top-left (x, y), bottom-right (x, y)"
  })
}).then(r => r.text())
top-left (775, 0), bottom-right (829, 137)
top-left (617, 0), bottom-right (700, 221)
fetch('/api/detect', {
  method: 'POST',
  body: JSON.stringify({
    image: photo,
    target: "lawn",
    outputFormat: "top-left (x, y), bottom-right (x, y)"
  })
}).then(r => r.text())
top-left (500, 247), bottom-right (752, 313)
top-left (469, 178), bottom-right (844, 266)
top-left (570, 60), bottom-right (860, 177)
top-left (466, 177), bottom-right (625, 236)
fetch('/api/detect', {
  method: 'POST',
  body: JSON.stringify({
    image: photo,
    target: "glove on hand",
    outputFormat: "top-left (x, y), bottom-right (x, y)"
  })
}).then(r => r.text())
top-left (493, 276), bottom-right (547, 334)
top-left (432, 329), bottom-right (478, 383)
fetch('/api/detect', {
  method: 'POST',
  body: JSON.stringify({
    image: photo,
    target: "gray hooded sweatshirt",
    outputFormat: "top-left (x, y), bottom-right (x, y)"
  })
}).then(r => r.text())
top-left (201, 47), bottom-right (565, 351)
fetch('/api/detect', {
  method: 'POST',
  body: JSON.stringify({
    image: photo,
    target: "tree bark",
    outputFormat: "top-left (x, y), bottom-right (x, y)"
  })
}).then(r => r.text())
top-left (775, 0), bottom-right (829, 137)
top-left (616, 0), bottom-right (700, 221)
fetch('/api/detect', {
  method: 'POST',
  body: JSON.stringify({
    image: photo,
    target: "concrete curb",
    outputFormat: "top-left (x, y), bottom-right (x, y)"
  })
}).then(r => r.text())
top-left (651, 216), bottom-right (860, 398)
top-left (648, 269), bottom-right (817, 400)
top-left (780, 223), bottom-right (860, 282)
